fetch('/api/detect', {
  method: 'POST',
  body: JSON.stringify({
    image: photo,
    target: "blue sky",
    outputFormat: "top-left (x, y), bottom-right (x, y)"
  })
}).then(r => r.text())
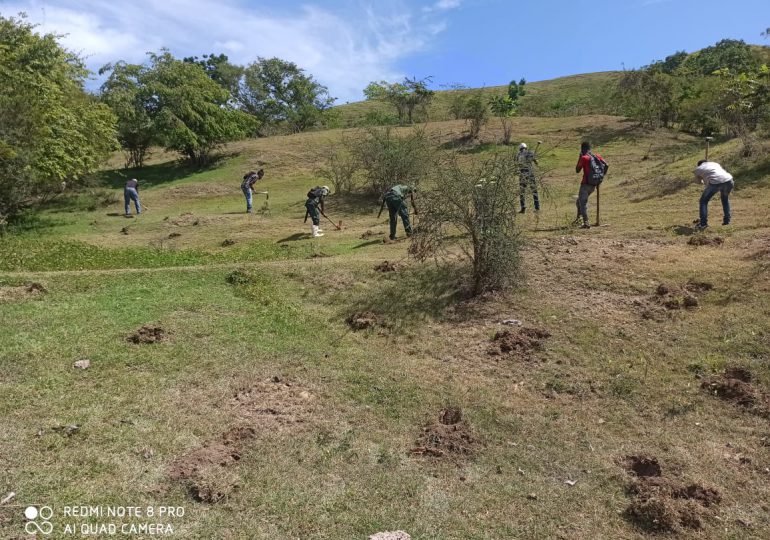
top-left (1, 0), bottom-right (768, 102)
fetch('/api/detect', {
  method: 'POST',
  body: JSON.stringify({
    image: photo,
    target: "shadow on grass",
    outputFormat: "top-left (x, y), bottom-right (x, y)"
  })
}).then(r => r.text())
top-left (343, 263), bottom-right (469, 324)
top-left (3, 213), bottom-right (69, 234)
top-left (730, 155), bottom-right (770, 190)
top-left (327, 192), bottom-right (380, 217)
top-left (92, 152), bottom-right (239, 189)
top-left (352, 240), bottom-right (382, 249)
top-left (277, 233), bottom-right (307, 243)
top-left (630, 174), bottom-right (693, 202)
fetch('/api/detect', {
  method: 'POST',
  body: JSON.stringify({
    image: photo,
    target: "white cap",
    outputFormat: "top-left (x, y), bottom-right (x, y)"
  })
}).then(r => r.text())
top-left (519, 143), bottom-right (527, 150)
top-left (322, 186), bottom-right (330, 192)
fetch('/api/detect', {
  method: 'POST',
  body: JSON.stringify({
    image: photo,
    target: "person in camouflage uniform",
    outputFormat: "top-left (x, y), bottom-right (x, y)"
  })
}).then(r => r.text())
top-left (381, 185), bottom-right (417, 241)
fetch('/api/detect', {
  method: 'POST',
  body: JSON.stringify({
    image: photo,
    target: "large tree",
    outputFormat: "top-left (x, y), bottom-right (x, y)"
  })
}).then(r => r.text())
top-left (143, 51), bottom-right (253, 164)
top-left (364, 77), bottom-right (434, 124)
top-left (236, 57), bottom-right (335, 133)
top-left (99, 61), bottom-right (156, 168)
top-left (0, 15), bottom-right (118, 223)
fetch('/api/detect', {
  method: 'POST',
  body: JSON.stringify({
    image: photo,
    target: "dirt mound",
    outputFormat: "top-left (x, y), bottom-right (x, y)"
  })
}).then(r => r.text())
top-left (654, 282), bottom-right (705, 310)
top-left (127, 325), bottom-right (166, 344)
top-left (346, 311), bottom-right (386, 331)
top-left (374, 260), bottom-right (400, 272)
top-left (0, 282), bottom-right (46, 302)
top-left (688, 235), bottom-right (724, 247)
top-left (168, 232), bottom-right (182, 239)
top-left (411, 408), bottom-right (477, 459)
top-left (168, 378), bottom-right (314, 503)
top-left (724, 365), bottom-right (752, 382)
top-left (120, 226), bottom-right (131, 235)
top-left (623, 455), bottom-right (662, 478)
top-left (700, 366), bottom-right (768, 414)
top-left (622, 457), bottom-right (721, 532)
top-left (221, 239), bottom-right (236, 247)
top-left (439, 407), bottom-right (462, 425)
top-left (226, 270), bottom-right (253, 285)
top-left (488, 327), bottom-right (550, 358)
top-left (361, 230), bottom-right (382, 239)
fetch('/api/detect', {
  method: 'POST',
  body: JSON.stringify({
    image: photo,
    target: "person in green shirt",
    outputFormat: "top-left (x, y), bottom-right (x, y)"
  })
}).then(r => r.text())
top-left (380, 185), bottom-right (417, 241)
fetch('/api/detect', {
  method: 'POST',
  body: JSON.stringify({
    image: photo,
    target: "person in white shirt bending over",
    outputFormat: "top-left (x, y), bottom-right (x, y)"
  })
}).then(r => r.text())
top-left (694, 160), bottom-right (734, 229)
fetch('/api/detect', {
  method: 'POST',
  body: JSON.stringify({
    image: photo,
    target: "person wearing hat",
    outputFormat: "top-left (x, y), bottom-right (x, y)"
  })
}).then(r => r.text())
top-left (124, 178), bottom-right (141, 217)
top-left (241, 169), bottom-right (265, 213)
top-left (305, 185), bottom-right (330, 237)
top-left (382, 184), bottom-right (417, 241)
top-left (517, 143), bottom-right (540, 214)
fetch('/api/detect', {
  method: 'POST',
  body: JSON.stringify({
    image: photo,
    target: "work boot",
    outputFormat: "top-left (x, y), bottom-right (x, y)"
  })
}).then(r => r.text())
top-left (312, 225), bottom-right (324, 238)
top-left (519, 208), bottom-right (526, 214)
top-left (581, 222), bottom-right (591, 229)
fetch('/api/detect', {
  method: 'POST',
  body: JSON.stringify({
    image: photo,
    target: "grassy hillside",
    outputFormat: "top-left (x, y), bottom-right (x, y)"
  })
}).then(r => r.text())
top-left (333, 72), bottom-right (623, 127)
top-left (2, 116), bottom-right (770, 539)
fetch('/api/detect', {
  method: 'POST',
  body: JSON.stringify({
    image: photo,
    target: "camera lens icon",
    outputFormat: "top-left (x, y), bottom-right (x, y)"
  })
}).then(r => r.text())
top-left (24, 505), bottom-right (54, 535)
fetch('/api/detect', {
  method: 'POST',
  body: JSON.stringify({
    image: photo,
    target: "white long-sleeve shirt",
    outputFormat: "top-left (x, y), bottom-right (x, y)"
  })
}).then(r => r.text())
top-left (695, 162), bottom-right (733, 185)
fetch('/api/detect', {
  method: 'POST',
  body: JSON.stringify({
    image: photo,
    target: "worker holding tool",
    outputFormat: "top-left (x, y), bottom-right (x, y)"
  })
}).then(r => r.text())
top-left (241, 169), bottom-right (265, 213)
top-left (305, 185), bottom-right (330, 237)
top-left (379, 184), bottom-right (417, 242)
top-left (694, 160), bottom-right (734, 229)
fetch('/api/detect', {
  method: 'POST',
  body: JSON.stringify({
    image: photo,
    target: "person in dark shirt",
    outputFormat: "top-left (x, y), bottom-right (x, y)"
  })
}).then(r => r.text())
top-left (517, 143), bottom-right (540, 214)
top-left (305, 186), bottom-right (330, 237)
top-left (241, 169), bottom-right (265, 213)
top-left (124, 178), bottom-right (141, 217)
top-left (381, 185), bottom-right (417, 241)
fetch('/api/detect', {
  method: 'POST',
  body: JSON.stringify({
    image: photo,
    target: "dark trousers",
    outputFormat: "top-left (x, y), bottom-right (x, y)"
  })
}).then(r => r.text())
top-left (385, 197), bottom-right (411, 240)
top-left (519, 171), bottom-right (540, 211)
top-left (576, 183), bottom-right (596, 224)
top-left (305, 202), bottom-right (320, 225)
top-left (699, 181), bottom-right (733, 226)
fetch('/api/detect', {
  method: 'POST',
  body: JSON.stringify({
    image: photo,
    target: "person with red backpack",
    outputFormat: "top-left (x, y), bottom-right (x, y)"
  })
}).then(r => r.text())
top-left (574, 141), bottom-right (608, 229)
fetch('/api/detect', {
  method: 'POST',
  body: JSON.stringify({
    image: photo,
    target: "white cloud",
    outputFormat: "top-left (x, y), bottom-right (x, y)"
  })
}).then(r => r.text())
top-left (1, 0), bottom-right (450, 102)
top-left (423, 0), bottom-right (461, 13)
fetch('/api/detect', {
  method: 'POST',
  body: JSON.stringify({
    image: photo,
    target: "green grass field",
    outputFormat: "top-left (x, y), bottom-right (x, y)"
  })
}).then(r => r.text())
top-left (2, 113), bottom-right (770, 539)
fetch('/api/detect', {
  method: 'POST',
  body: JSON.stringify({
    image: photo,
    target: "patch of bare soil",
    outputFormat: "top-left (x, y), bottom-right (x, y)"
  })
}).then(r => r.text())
top-left (688, 235), bottom-right (724, 247)
top-left (168, 213), bottom-right (226, 227)
top-left (168, 232), bottom-right (181, 239)
top-left (127, 325), bottom-right (167, 344)
top-left (374, 260), bottom-right (400, 272)
top-left (360, 230), bottom-right (383, 239)
top-left (0, 282), bottom-right (46, 302)
top-left (411, 407), bottom-right (478, 459)
top-left (701, 366), bottom-right (770, 416)
top-left (308, 252), bottom-right (331, 259)
top-left (621, 455), bottom-right (722, 533)
top-left (221, 239), bottom-right (236, 247)
top-left (623, 455), bottom-right (662, 478)
top-left (346, 311), bottom-right (388, 331)
top-left (168, 378), bottom-right (315, 503)
top-left (488, 327), bottom-right (550, 358)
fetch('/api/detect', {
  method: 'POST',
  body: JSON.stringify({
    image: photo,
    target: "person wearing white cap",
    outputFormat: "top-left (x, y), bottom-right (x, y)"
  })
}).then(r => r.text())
top-left (124, 178), bottom-right (141, 217)
top-left (305, 185), bottom-right (330, 237)
top-left (517, 143), bottom-right (539, 213)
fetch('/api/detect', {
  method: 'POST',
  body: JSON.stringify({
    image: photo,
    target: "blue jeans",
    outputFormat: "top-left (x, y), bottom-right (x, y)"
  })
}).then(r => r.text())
top-left (699, 181), bottom-right (733, 226)
top-left (242, 186), bottom-right (253, 211)
top-left (124, 188), bottom-right (141, 215)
